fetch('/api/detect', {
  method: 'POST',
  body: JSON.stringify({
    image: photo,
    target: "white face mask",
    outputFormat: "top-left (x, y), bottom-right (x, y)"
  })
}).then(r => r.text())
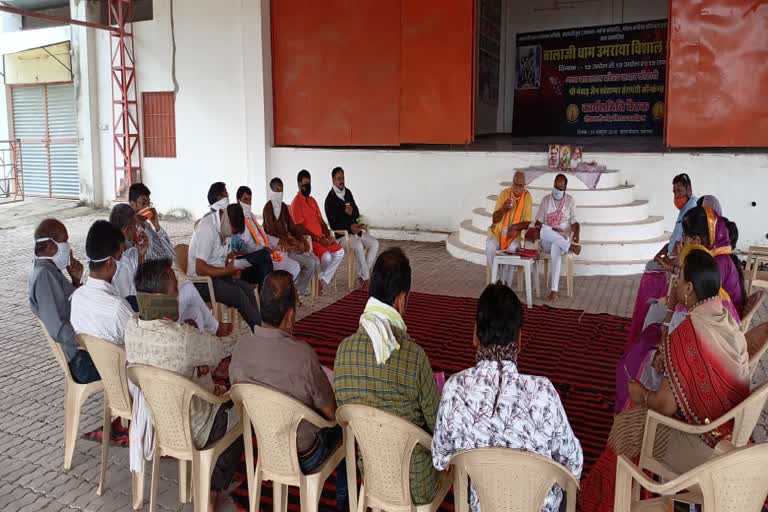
top-left (552, 188), bottom-right (565, 201)
top-left (210, 197), bottom-right (230, 212)
top-left (239, 202), bottom-right (252, 216)
top-left (36, 238), bottom-right (70, 270)
top-left (269, 190), bottom-right (283, 206)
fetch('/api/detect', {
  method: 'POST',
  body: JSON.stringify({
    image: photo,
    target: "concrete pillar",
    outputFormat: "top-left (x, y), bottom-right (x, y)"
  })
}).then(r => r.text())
top-left (69, 0), bottom-right (103, 206)
top-left (240, 0), bottom-right (273, 204)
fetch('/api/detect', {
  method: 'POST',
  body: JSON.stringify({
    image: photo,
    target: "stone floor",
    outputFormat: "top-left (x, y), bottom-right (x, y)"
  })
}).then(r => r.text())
top-left (1, 201), bottom-right (766, 511)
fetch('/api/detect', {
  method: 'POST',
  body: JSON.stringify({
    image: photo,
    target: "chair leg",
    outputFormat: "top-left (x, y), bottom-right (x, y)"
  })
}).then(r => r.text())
top-left (192, 453), bottom-right (215, 512)
top-left (179, 460), bottom-right (190, 503)
top-left (344, 426), bottom-right (358, 512)
top-left (131, 458), bottom-right (145, 510)
top-left (524, 264), bottom-right (532, 307)
top-left (63, 383), bottom-right (84, 471)
top-left (273, 483), bottom-right (288, 512)
top-left (357, 485), bottom-right (366, 512)
top-left (148, 450), bottom-right (161, 512)
top-left (249, 466), bottom-right (262, 512)
top-left (566, 257), bottom-right (574, 298)
top-left (97, 403), bottom-right (111, 495)
top-left (454, 469), bottom-right (469, 512)
top-left (300, 476), bottom-right (322, 512)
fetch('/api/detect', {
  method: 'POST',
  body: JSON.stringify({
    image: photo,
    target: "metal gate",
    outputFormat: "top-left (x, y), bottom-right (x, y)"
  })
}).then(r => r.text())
top-left (10, 83), bottom-right (79, 198)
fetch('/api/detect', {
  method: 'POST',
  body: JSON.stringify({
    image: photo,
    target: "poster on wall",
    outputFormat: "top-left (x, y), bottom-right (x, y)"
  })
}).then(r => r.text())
top-left (512, 20), bottom-right (668, 137)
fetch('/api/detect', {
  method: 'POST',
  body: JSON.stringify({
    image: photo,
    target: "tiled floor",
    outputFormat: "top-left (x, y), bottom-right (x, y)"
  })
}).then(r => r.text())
top-left (1, 204), bottom-right (766, 511)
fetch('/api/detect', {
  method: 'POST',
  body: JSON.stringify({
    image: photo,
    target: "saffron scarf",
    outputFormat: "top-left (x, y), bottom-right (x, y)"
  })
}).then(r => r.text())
top-left (679, 243), bottom-right (732, 303)
top-left (705, 207), bottom-right (732, 257)
top-left (500, 189), bottom-right (526, 250)
top-left (359, 297), bottom-right (406, 365)
top-left (245, 215), bottom-right (283, 262)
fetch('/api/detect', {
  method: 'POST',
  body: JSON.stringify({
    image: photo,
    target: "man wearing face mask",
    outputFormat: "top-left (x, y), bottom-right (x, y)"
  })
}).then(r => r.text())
top-left (29, 218), bottom-right (98, 383)
top-left (188, 182), bottom-right (261, 330)
top-left (290, 169), bottom-right (345, 293)
top-left (533, 174), bottom-right (581, 301)
top-left (262, 178), bottom-right (320, 297)
top-left (70, 221), bottom-right (135, 345)
top-left (647, 173), bottom-right (697, 271)
top-left (486, 170), bottom-right (533, 271)
top-left (110, 203), bottom-right (148, 311)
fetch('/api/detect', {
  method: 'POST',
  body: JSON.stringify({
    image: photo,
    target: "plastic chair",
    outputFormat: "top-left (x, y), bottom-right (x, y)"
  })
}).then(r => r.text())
top-left (449, 448), bottom-right (579, 512)
top-left (530, 230), bottom-right (574, 298)
top-left (740, 289), bottom-right (767, 333)
top-left (126, 365), bottom-right (242, 512)
top-left (637, 380), bottom-right (768, 484)
top-left (230, 384), bottom-right (344, 512)
top-left (745, 246), bottom-right (768, 296)
top-left (336, 404), bottom-right (453, 512)
top-left (79, 335), bottom-right (144, 509)
top-left (334, 227), bottom-right (371, 291)
top-left (615, 443), bottom-right (768, 512)
top-left (746, 321), bottom-right (768, 377)
top-left (38, 320), bottom-right (103, 471)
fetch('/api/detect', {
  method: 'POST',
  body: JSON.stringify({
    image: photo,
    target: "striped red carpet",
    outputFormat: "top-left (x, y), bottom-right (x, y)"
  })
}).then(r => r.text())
top-left (230, 289), bottom-right (629, 512)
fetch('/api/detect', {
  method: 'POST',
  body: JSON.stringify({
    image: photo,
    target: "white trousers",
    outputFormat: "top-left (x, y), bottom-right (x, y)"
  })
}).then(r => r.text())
top-left (319, 248), bottom-right (345, 285)
top-left (273, 254), bottom-right (301, 281)
top-left (344, 232), bottom-right (380, 281)
top-left (485, 236), bottom-right (520, 267)
top-left (540, 225), bottom-right (571, 292)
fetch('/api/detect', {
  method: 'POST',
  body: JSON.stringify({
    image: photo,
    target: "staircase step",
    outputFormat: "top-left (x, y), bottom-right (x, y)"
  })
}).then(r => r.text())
top-left (528, 185), bottom-right (635, 206)
top-left (471, 208), bottom-right (664, 241)
top-left (502, 168), bottom-right (622, 190)
top-left (486, 196), bottom-right (650, 223)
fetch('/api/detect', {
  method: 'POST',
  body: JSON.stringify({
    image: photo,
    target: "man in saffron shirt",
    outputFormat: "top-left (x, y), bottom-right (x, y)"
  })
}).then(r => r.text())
top-left (290, 169), bottom-right (345, 293)
top-left (485, 170), bottom-right (533, 269)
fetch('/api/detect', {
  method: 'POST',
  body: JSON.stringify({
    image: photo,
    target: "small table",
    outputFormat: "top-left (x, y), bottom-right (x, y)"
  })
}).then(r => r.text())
top-left (491, 254), bottom-right (540, 308)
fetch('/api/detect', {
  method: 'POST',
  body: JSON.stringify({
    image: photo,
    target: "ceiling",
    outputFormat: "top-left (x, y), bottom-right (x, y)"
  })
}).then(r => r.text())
top-left (2, 0), bottom-right (70, 10)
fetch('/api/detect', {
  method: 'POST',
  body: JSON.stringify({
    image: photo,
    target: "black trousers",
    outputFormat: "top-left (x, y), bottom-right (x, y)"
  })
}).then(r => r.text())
top-left (237, 249), bottom-right (273, 289)
top-left (205, 404), bottom-right (244, 491)
top-left (194, 278), bottom-right (261, 329)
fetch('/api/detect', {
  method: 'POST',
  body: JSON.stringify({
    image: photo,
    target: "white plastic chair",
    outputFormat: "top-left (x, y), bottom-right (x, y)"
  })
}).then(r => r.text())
top-left (615, 443), bottom-right (768, 512)
top-left (230, 383), bottom-right (344, 512)
top-left (336, 404), bottom-right (453, 512)
top-left (449, 448), bottom-right (579, 512)
top-left (38, 320), bottom-right (103, 471)
top-left (127, 364), bottom-right (242, 512)
top-left (746, 321), bottom-right (768, 377)
top-left (80, 335), bottom-right (144, 509)
top-left (740, 289), bottom-right (767, 333)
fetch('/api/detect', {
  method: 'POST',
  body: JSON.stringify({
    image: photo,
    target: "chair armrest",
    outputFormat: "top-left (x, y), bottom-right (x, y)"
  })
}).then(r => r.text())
top-left (194, 387), bottom-right (232, 406)
top-left (301, 407), bottom-right (339, 430)
top-left (617, 455), bottom-right (702, 496)
top-left (646, 408), bottom-right (737, 436)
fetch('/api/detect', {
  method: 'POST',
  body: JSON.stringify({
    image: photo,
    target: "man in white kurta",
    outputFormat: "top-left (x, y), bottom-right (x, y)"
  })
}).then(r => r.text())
top-left (534, 174), bottom-right (581, 301)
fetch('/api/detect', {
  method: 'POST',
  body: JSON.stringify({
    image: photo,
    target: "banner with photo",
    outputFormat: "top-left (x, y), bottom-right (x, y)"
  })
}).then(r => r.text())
top-left (512, 20), bottom-right (667, 137)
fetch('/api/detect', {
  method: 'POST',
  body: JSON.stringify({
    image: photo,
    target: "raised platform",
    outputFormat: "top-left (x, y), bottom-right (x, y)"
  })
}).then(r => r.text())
top-left (446, 167), bottom-right (667, 276)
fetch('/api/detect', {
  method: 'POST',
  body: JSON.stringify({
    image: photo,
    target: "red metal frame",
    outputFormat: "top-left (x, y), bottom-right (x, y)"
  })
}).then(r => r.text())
top-left (109, 0), bottom-right (142, 200)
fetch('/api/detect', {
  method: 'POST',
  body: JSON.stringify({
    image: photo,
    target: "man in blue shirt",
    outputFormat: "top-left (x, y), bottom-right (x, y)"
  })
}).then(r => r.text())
top-left (646, 173), bottom-right (697, 271)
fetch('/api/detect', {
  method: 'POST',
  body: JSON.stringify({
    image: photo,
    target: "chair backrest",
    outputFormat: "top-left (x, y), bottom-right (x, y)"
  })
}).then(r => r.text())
top-left (38, 319), bottom-right (75, 382)
top-left (746, 321), bottom-right (768, 377)
top-left (230, 383), bottom-right (324, 483)
top-left (79, 335), bottom-right (132, 418)
top-left (740, 289), bottom-right (766, 333)
top-left (731, 380), bottom-right (768, 446)
top-left (126, 364), bottom-right (199, 460)
top-left (450, 448), bottom-right (580, 512)
top-left (176, 244), bottom-right (190, 274)
top-left (336, 404), bottom-right (432, 509)
top-left (676, 443), bottom-right (768, 511)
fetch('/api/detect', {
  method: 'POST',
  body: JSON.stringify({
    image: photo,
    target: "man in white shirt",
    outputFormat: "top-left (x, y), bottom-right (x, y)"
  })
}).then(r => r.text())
top-left (71, 220), bottom-right (135, 344)
top-left (110, 203), bottom-right (148, 311)
top-left (128, 183), bottom-right (177, 261)
top-left (188, 182), bottom-right (261, 330)
top-left (533, 174), bottom-right (581, 302)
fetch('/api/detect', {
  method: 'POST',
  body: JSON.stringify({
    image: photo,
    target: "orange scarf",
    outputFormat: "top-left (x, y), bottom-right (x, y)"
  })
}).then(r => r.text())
top-left (500, 190), bottom-right (526, 250)
top-left (245, 216), bottom-right (283, 262)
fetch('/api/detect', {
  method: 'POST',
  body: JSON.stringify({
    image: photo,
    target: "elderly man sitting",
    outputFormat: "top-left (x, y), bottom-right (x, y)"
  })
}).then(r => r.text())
top-left (533, 173), bottom-right (581, 301)
top-left (485, 170), bottom-right (533, 272)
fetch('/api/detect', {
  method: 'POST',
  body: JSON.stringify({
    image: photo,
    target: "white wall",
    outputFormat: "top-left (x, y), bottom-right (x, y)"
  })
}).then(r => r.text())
top-left (269, 147), bottom-right (768, 248)
top-left (94, 0), bottom-right (271, 217)
top-left (499, 0), bottom-right (668, 131)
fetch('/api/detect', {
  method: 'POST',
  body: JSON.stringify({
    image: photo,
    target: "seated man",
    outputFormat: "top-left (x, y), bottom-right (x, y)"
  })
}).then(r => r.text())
top-left (324, 166), bottom-right (379, 288)
top-left (187, 182), bottom-right (261, 330)
top-left (291, 169), bottom-right (345, 293)
top-left (485, 170), bottom-right (533, 270)
top-left (647, 173), bottom-right (698, 271)
top-left (110, 203), bottom-right (148, 311)
top-left (230, 271), bottom-right (347, 510)
top-left (71, 220), bottom-right (135, 344)
top-left (126, 259), bottom-right (243, 510)
top-left (29, 218), bottom-right (97, 384)
top-left (225, 203), bottom-right (274, 287)
top-left (128, 182), bottom-right (176, 261)
top-left (432, 283), bottom-right (583, 512)
top-left (262, 177), bottom-right (319, 297)
top-left (533, 173), bottom-right (581, 301)
top-left (334, 248), bottom-right (440, 505)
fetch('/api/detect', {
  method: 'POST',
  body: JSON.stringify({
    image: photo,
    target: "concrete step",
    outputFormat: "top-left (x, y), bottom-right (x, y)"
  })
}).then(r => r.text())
top-left (471, 208), bottom-right (665, 241)
top-left (528, 185), bottom-right (635, 206)
top-left (486, 195), bottom-right (650, 223)
top-left (446, 232), bottom-right (650, 276)
top-left (504, 167), bottom-right (622, 190)
top-left (458, 219), bottom-right (667, 262)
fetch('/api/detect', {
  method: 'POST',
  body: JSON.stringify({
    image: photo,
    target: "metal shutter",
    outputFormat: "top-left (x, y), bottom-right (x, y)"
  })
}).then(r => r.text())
top-left (11, 84), bottom-right (79, 198)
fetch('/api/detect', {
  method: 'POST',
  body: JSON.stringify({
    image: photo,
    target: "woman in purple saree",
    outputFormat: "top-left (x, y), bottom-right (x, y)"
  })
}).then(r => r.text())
top-left (615, 206), bottom-right (746, 413)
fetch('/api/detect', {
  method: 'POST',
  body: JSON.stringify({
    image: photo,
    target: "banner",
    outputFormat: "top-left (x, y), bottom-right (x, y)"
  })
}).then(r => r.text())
top-left (512, 20), bottom-right (667, 137)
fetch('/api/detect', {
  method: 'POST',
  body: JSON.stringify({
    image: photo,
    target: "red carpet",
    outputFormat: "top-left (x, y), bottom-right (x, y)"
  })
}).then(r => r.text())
top-left (230, 289), bottom-right (629, 512)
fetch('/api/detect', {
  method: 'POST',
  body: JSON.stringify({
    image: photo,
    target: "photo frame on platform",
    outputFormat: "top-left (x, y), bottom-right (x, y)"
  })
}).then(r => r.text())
top-left (516, 45), bottom-right (542, 90)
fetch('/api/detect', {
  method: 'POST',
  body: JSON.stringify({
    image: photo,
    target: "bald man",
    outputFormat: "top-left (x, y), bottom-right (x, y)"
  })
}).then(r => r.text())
top-left (486, 171), bottom-right (533, 271)
top-left (29, 219), bottom-right (100, 384)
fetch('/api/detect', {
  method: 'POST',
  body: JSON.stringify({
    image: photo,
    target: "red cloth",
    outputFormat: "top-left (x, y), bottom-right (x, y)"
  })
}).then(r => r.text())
top-left (290, 193), bottom-right (342, 257)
